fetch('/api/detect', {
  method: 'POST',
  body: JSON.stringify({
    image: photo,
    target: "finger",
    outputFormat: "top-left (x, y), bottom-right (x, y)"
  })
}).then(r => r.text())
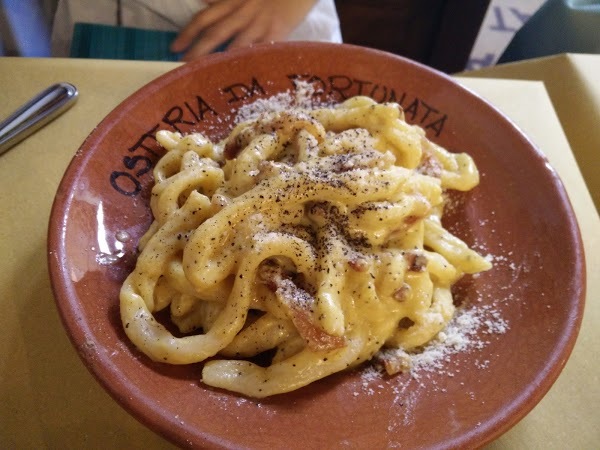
top-left (224, 17), bottom-right (271, 50)
top-left (181, 28), bottom-right (233, 60)
top-left (182, 8), bottom-right (256, 60)
top-left (171, 0), bottom-right (239, 52)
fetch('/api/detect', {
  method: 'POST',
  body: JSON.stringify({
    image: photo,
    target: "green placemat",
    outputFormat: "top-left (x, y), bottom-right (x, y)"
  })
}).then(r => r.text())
top-left (70, 22), bottom-right (183, 61)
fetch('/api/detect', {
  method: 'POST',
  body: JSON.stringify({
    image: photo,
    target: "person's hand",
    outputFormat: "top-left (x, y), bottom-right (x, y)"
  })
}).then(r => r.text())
top-left (170, 0), bottom-right (318, 61)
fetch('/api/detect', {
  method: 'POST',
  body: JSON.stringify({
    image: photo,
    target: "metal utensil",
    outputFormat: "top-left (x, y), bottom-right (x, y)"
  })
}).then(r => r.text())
top-left (0, 82), bottom-right (78, 156)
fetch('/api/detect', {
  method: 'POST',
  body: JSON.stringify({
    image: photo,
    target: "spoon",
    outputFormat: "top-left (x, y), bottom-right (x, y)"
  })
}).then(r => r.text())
top-left (0, 82), bottom-right (78, 156)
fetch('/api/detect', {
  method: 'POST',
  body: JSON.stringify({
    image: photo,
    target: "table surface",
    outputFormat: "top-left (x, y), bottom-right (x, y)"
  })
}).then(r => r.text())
top-left (465, 53), bottom-right (600, 214)
top-left (0, 55), bottom-right (598, 449)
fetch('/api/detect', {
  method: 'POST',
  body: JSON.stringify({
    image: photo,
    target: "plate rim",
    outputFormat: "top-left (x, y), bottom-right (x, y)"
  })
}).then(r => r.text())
top-left (47, 41), bottom-right (587, 449)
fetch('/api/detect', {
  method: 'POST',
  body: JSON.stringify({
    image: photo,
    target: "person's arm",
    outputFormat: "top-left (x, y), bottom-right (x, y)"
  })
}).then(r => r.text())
top-left (170, 0), bottom-right (318, 60)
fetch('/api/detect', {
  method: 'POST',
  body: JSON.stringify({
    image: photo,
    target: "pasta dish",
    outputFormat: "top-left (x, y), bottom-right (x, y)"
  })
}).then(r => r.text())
top-left (119, 95), bottom-right (491, 397)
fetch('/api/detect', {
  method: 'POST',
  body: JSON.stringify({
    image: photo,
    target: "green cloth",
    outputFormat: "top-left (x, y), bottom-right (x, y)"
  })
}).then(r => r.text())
top-left (70, 23), bottom-right (182, 61)
top-left (499, 0), bottom-right (600, 63)
top-left (69, 23), bottom-right (230, 61)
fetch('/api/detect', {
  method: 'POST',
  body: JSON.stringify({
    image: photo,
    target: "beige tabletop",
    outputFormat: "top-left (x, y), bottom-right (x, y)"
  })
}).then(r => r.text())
top-left (1, 55), bottom-right (598, 449)
top-left (463, 53), bottom-right (600, 214)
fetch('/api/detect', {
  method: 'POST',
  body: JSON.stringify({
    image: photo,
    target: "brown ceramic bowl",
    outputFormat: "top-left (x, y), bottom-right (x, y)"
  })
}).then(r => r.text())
top-left (48, 42), bottom-right (585, 449)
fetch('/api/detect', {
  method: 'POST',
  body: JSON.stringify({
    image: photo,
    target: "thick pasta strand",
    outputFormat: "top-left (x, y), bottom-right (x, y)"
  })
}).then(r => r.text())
top-left (119, 95), bottom-right (491, 397)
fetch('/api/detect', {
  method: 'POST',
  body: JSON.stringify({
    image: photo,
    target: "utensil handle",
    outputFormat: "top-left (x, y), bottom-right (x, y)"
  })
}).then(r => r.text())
top-left (0, 82), bottom-right (78, 156)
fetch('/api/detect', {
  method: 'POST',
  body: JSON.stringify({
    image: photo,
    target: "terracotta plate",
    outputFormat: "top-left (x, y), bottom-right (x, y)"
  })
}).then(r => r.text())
top-left (48, 42), bottom-right (585, 449)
